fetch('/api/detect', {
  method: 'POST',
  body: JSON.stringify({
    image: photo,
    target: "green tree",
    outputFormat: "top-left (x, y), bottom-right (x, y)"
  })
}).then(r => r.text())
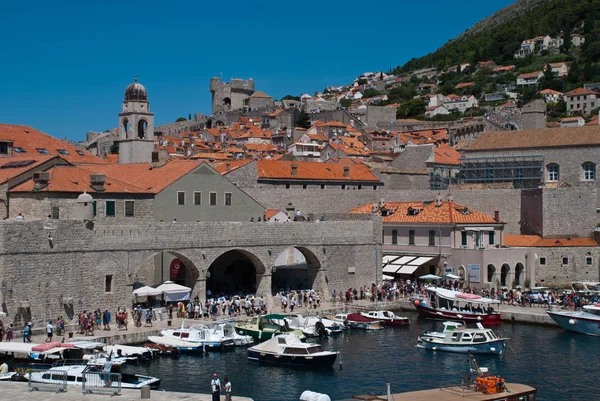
top-left (357, 78), bottom-right (368, 85)
top-left (362, 88), bottom-right (381, 98)
top-left (282, 95), bottom-right (301, 101)
top-left (296, 110), bottom-right (311, 129)
top-left (176, 117), bottom-right (187, 122)
top-left (379, 71), bottom-right (384, 81)
top-left (188, 113), bottom-right (192, 120)
top-left (339, 98), bottom-right (353, 108)
top-left (397, 99), bottom-right (426, 119)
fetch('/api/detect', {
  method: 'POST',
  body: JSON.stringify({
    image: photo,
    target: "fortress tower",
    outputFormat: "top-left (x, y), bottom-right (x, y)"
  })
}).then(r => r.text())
top-left (209, 77), bottom-right (255, 114)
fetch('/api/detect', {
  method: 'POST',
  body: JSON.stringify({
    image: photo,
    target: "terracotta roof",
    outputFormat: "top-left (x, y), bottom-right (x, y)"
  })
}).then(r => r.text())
top-left (0, 155), bottom-right (57, 184)
top-left (456, 82), bottom-right (475, 89)
top-left (518, 71), bottom-right (543, 79)
top-left (561, 117), bottom-right (584, 122)
top-left (306, 134), bottom-right (328, 142)
top-left (493, 65), bottom-right (515, 72)
top-left (267, 109), bottom-right (284, 117)
top-left (190, 152), bottom-right (233, 161)
top-left (349, 201), bottom-right (503, 224)
top-left (243, 143), bottom-right (278, 152)
top-left (327, 142), bottom-right (371, 156)
top-left (433, 145), bottom-right (461, 165)
top-left (586, 115), bottom-right (599, 126)
top-left (539, 89), bottom-right (563, 95)
top-left (257, 160), bottom-right (380, 182)
top-left (265, 209), bottom-right (281, 220)
top-left (564, 87), bottom-right (597, 97)
top-left (505, 235), bottom-right (598, 247)
top-left (466, 125), bottom-right (600, 151)
top-left (101, 154), bottom-right (120, 164)
top-left (249, 90), bottom-right (272, 99)
top-left (213, 159), bottom-right (253, 175)
top-left (0, 124), bottom-right (104, 164)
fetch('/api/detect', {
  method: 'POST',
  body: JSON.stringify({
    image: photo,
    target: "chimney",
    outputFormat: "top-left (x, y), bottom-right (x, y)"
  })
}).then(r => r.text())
top-left (226, 163), bottom-right (231, 172)
top-left (291, 164), bottom-right (298, 176)
top-left (33, 172), bottom-right (50, 191)
top-left (343, 166), bottom-right (350, 177)
top-left (90, 174), bottom-right (106, 192)
top-left (151, 150), bottom-right (168, 168)
top-left (494, 210), bottom-right (500, 223)
top-left (435, 192), bottom-right (443, 207)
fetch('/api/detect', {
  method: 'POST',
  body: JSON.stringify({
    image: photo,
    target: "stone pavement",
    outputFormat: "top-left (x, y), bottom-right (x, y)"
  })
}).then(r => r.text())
top-left (0, 381), bottom-right (253, 401)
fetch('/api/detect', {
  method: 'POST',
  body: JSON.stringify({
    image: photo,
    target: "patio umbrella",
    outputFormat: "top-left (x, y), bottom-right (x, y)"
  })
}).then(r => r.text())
top-left (154, 281), bottom-right (191, 301)
top-left (442, 274), bottom-right (462, 280)
top-left (419, 274), bottom-right (442, 280)
top-left (133, 285), bottom-right (161, 297)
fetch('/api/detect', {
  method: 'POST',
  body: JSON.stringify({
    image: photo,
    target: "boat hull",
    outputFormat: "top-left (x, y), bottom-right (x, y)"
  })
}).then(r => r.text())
top-left (414, 303), bottom-right (502, 324)
top-left (417, 337), bottom-right (506, 355)
top-left (148, 335), bottom-right (227, 353)
top-left (247, 350), bottom-right (337, 367)
top-left (235, 328), bottom-right (304, 341)
top-left (379, 318), bottom-right (409, 326)
top-left (547, 311), bottom-right (600, 336)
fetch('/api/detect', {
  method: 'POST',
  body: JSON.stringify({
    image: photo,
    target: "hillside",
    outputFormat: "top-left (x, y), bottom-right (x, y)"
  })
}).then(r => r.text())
top-left (394, 0), bottom-right (600, 73)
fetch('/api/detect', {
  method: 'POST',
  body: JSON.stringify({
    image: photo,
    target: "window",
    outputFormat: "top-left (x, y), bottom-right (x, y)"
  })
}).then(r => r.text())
top-left (562, 257), bottom-right (569, 265)
top-left (124, 200), bottom-right (134, 217)
top-left (36, 148), bottom-right (50, 155)
top-left (358, 185), bottom-right (362, 190)
top-left (429, 230), bottom-right (435, 246)
top-left (0, 142), bottom-right (8, 154)
top-left (285, 184), bottom-right (290, 189)
top-left (583, 162), bottom-right (596, 181)
top-left (92, 201), bottom-right (97, 217)
top-left (105, 275), bottom-right (113, 293)
top-left (539, 257), bottom-right (546, 265)
top-left (409, 230), bottom-right (415, 245)
top-left (76, 150), bottom-right (85, 156)
top-left (547, 164), bottom-right (559, 182)
top-left (302, 184), bottom-right (307, 189)
top-left (177, 191), bottom-right (185, 205)
top-left (341, 185), bottom-right (346, 189)
top-left (50, 206), bottom-right (60, 219)
top-left (225, 192), bottom-right (232, 206)
top-left (392, 230), bottom-right (398, 245)
top-left (209, 192), bottom-right (217, 206)
top-left (489, 231), bottom-right (495, 245)
top-left (461, 231), bottom-right (468, 246)
top-left (57, 149), bottom-right (70, 155)
top-left (194, 192), bottom-right (202, 205)
top-left (586, 256), bottom-right (593, 265)
top-left (320, 184), bottom-right (325, 189)
top-left (13, 147), bottom-right (26, 153)
top-left (105, 200), bottom-right (115, 217)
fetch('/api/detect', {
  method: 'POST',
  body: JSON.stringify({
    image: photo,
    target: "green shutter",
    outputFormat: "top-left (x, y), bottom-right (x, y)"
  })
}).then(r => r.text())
top-left (106, 201), bottom-right (115, 216)
top-left (489, 231), bottom-right (495, 245)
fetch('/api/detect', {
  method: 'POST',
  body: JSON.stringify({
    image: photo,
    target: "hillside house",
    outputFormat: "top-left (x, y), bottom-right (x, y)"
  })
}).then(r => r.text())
top-left (548, 62), bottom-right (569, 77)
top-left (517, 71), bottom-right (544, 87)
top-left (560, 117), bottom-right (585, 128)
top-left (539, 89), bottom-right (563, 103)
top-left (564, 88), bottom-right (598, 115)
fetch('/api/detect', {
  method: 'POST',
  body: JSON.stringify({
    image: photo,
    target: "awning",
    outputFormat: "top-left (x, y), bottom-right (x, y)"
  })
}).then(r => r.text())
top-left (397, 265), bottom-right (419, 275)
top-left (406, 256), bottom-right (433, 266)
top-left (463, 227), bottom-right (495, 231)
top-left (383, 265), bottom-right (401, 274)
top-left (382, 254), bottom-right (435, 275)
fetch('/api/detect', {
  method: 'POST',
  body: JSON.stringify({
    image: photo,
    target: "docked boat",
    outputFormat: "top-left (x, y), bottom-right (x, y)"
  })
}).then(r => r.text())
top-left (332, 313), bottom-right (350, 329)
top-left (28, 364), bottom-right (160, 389)
top-left (148, 322), bottom-right (233, 353)
top-left (346, 313), bottom-right (383, 330)
top-left (360, 310), bottom-right (409, 326)
top-left (414, 287), bottom-right (502, 324)
top-left (247, 334), bottom-right (337, 367)
top-left (235, 314), bottom-right (305, 341)
top-left (417, 322), bottom-right (508, 354)
top-left (209, 321), bottom-right (254, 346)
top-left (547, 304), bottom-right (600, 336)
top-left (282, 315), bottom-right (343, 338)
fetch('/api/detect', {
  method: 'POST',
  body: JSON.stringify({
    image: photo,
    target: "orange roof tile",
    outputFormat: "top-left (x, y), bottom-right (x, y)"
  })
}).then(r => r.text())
top-left (249, 90), bottom-right (272, 98)
top-left (257, 160), bottom-right (379, 182)
top-left (433, 144), bottom-right (461, 165)
top-left (505, 235), bottom-right (598, 247)
top-left (349, 201), bottom-right (502, 224)
top-left (0, 155), bottom-right (58, 184)
top-left (243, 143), bottom-right (278, 152)
top-left (539, 89), bottom-right (563, 95)
top-left (190, 152), bottom-right (233, 161)
top-left (306, 134), bottom-right (328, 142)
top-left (564, 87), bottom-right (597, 97)
top-left (518, 71), bottom-right (543, 79)
top-left (265, 209), bottom-right (281, 220)
top-left (456, 82), bottom-right (475, 89)
top-left (213, 159), bottom-right (253, 175)
top-left (102, 154), bottom-right (120, 164)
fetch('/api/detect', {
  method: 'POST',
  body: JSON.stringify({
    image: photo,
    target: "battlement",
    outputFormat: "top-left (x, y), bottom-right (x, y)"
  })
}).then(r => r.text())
top-left (230, 78), bottom-right (255, 92)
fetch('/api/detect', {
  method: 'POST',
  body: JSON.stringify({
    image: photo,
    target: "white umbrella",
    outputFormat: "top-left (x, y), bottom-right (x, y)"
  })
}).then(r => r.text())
top-left (133, 285), bottom-right (161, 297)
top-left (419, 274), bottom-right (442, 280)
top-left (442, 274), bottom-right (461, 280)
top-left (154, 281), bottom-right (191, 301)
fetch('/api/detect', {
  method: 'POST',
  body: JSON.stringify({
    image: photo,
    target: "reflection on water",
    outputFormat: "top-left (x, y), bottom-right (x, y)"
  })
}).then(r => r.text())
top-left (127, 312), bottom-right (599, 401)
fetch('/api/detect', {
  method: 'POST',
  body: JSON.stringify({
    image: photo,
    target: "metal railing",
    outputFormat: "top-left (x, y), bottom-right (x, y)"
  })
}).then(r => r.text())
top-left (28, 369), bottom-right (68, 393)
top-left (82, 371), bottom-right (122, 396)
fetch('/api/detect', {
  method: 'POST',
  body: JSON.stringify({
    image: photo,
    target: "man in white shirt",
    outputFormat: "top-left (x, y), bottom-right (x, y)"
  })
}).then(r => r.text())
top-left (211, 373), bottom-right (221, 401)
top-left (224, 377), bottom-right (232, 401)
top-left (46, 321), bottom-right (53, 342)
top-left (16, 213), bottom-right (24, 221)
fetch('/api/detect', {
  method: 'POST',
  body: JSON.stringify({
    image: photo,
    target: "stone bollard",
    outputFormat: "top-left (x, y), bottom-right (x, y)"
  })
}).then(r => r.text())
top-left (141, 385), bottom-right (151, 399)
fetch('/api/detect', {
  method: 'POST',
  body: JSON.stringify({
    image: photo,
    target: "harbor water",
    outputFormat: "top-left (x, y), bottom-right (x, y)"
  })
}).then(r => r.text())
top-left (128, 313), bottom-right (599, 401)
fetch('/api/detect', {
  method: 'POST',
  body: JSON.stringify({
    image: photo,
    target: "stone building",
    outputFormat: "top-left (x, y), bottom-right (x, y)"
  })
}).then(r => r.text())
top-left (247, 91), bottom-right (274, 110)
top-left (117, 78), bottom-right (155, 164)
top-left (210, 77), bottom-right (255, 113)
top-left (564, 88), bottom-right (598, 116)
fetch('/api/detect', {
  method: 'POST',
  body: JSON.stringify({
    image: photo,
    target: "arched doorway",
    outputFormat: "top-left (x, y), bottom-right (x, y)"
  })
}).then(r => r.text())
top-left (515, 263), bottom-right (524, 285)
top-left (223, 97), bottom-right (231, 109)
top-left (271, 247), bottom-right (321, 294)
top-left (152, 251), bottom-right (200, 291)
top-left (501, 264), bottom-right (511, 287)
top-left (207, 250), bottom-right (265, 298)
top-left (487, 264), bottom-right (496, 283)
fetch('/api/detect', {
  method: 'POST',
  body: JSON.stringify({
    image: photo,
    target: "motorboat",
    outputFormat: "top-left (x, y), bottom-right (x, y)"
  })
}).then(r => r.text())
top-left (208, 321), bottom-right (254, 346)
top-left (28, 364), bottom-right (160, 389)
top-left (346, 313), bottom-right (383, 330)
top-left (247, 334), bottom-right (337, 367)
top-left (235, 314), bottom-right (305, 341)
top-left (417, 321), bottom-right (507, 354)
top-left (148, 322), bottom-right (233, 353)
top-left (282, 315), bottom-right (340, 338)
top-left (360, 310), bottom-right (409, 326)
top-left (547, 304), bottom-right (600, 336)
top-left (332, 313), bottom-right (350, 329)
top-left (413, 287), bottom-right (502, 324)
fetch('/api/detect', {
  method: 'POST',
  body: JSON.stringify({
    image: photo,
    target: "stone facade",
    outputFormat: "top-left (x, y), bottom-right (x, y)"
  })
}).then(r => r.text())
top-left (529, 246), bottom-right (600, 286)
top-left (210, 77), bottom-right (255, 114)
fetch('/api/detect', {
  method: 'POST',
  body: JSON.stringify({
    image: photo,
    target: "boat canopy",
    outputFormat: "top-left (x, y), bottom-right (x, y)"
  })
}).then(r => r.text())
top-left (427, 287), bottom-right (500, 304)
top-left (248, 334), bottom-right (302, 353)
top-left (0, 343), bottom-right (35, 354)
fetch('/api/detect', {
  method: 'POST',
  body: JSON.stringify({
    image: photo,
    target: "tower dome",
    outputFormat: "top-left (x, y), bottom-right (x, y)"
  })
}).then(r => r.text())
top-left (124, 77), bottom-right (147, 101)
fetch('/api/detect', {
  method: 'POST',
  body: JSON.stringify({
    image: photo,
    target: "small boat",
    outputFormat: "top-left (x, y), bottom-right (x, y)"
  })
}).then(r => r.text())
top-left (209, 321), bottom-right (254, 346)
top-left (414, 287), bottom-right (502, 324)
top-left (417, 322), bottom-right (507, 355)
top-left (282, 315), bottom-right (337, 338)
top-left (247, 334), bottom-right (337, 367)
top-left (346, 313), bottom-right (383, 330)
top-left (332, 313), bottom-right (350, 329)
top-left (28, 364), bottom-right (160, 389)
top-left (144, 343), bottom-right (179, 356)
top-left (149, 322), bottom-right (233, 353)
top-left (547, 304), bottom-right (600, 336)
top-left (360, 310), bottom-right (409, 326)
top-left (235, 314), bottom-right (306, 341)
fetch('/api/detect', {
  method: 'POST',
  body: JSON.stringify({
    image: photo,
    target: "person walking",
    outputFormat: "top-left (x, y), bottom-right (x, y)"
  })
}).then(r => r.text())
top-left (46, 320), bottom-right (53, 342)
top-left (224, 377), bottom-right (232, 401)
top-left (211, 373), bottom-right (221, 401)
top-left (23, 322), bottom-right (32, 343)
top-left (6, 323), bottom-right (13, 342)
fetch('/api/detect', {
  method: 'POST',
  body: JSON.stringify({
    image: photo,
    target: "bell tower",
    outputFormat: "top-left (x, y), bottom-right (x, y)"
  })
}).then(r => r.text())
top-left (117, 76), bottom-right (155, 164)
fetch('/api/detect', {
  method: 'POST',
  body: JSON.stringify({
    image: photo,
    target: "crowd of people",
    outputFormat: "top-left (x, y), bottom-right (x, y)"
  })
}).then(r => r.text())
top-left (171, 296), bottom-right (268, 321)
top-left (278, 290), bottom-right (322, 312)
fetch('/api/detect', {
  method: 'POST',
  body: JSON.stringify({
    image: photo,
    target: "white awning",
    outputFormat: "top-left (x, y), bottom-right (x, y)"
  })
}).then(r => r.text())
top-left (382, 255), bottom-right (401, 265)
top-left (463, 227), bottom-right (495, 231)
top-left (397, 265), bottom-right (419, 275)
top-left (394, 256), bottom-right (418, 265)
top-left (383, 265), bottom-right (400, 274)
top-left (405, 256), bottom-right (433, 266)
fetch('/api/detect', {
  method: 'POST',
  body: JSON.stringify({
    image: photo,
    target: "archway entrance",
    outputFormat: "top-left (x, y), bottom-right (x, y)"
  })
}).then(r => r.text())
top-left (487, 264), bottom-right (496, 283)
top-left (515, 263), bottom-right (524, 285)
top-left (207, 250), bottom-right (265, 298)
top-left (272, 247), bottom-right (322, 295)
top-left (501, 264), bottom-right (511, 287)
top-left (153, 251), bottom-right (199, 290)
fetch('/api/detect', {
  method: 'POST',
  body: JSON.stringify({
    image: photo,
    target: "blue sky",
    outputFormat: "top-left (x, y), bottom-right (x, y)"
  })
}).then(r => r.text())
top-left (0, 0), bottom-right (514, 141)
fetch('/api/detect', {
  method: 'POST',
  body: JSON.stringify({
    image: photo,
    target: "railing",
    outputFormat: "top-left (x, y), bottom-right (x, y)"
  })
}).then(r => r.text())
top-left (82, 371), bottom-right (122, 396)
top-left (28, 369), bottom-right (68, 393)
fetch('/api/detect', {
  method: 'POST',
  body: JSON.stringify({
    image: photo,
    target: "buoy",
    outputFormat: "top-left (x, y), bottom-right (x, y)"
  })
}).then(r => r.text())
top-left (477, 316), bottom-right (482, 321)
top-left (414, 300), bottom-right (420, 306)
top-left (432, 347), bottom-right (437, 351)
top-left (490, 347), bottom-right (496, 352)
top-left (569, 319), bottom-right (576, 325)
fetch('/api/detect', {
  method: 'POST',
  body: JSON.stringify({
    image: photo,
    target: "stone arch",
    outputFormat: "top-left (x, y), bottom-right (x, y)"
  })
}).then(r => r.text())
top-left (515, 262), bottom-right (524, 285)
top-left (503, 121), bottom-right (519, 130)
top-left (271, 246), bottom-right (323, 294)
top-left (487, 264), bottom-right (496, 283)
top-left (501, 263), bottom-right (511, 287)
top-left (137, 119), bottom-right (149, 139)
top-left (223, 97), bottom-right (231, 109)
top-left (206, 249), bottom-right (267, 298)
top-left (122, 118), bottom-right (129, 138)
top-left (215, 120), bottom-right (225, 127)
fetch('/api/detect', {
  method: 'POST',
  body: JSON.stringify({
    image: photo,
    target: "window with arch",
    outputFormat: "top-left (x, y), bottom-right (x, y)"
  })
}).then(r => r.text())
top-left (583, 162), bottom-right (596, 181)
top-left (547, 164), bottom-right (559, 182)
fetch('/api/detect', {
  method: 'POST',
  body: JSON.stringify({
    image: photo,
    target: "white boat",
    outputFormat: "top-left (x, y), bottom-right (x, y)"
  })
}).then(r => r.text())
top-left (207, 321), bottom-right (254, 346)
top-left (360, 310), bottom-right (410, 326)
top-left (417, 322), bottom-right (508, 355)
top-left (28, 364), bottom-right (160, 389)
top-left (149, 322), bottom-right (233, 353)
top-left (547, 304), bottom-right (600, 336)
top-left (332, 313), bottom-right (350, 328)
top-left (247, 334), bottom-right (338, 367)
top-left (282, 315), bottom-right (335, 338)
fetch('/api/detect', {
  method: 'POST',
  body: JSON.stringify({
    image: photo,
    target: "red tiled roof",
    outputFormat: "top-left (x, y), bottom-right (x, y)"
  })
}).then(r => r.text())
top-left (349, 201), bottom-right (502, 224)
top-left (0, 155), bottom-right (57, 184)
top-left (539, 89), bottom-right (563, 95)
top-left (243, 143), bottom-right (278, 152)
top-left (564, 87), bottom-right (597, 97)
top-left (518, 71), bottom-right (543, 79)
top-left (265, 209), bottom-right (281, 220)
top-left (190, 152), bottom-right (233, 161)
top-left (505, 235), bottom-right (598, 247)
top-left (306, 134), bottom-right (328, 142)
top-left (433, 144), bottom-right (461, 165)
top-left (212, 159), bottom-right (252, 175)
top-left (257, 160), bottom-right (380, 182)
top-left (456, 82), bottom-right (475, 89)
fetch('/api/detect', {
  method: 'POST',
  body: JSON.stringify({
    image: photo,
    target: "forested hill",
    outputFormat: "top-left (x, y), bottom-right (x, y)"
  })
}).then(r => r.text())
top-left (394, 0), bottom-right (600, 73)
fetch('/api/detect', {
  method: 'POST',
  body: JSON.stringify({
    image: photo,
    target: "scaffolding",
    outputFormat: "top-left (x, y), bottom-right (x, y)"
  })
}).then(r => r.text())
top-left (456, 155), bottom-right (544, 188)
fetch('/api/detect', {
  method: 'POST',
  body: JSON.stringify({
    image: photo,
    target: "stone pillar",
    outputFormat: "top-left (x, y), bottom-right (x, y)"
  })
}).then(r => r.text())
top-left (256, 273), bottom-right (273, 312)
top-left (313, 269), bottom-right (330, 299)
top-left (195, 278), bottom-right (207, 302)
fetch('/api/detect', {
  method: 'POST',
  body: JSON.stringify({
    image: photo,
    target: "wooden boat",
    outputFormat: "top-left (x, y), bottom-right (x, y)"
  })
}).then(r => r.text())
top-left (346, 313), bottom-right (383, 330)
top-left (417, 322), bottom-right (508, 355)
top-left (235, 314), bottom-right (305, 341)
top-left (360, 310), bottom-right (409, 326)
top-left (247, 334), bottom-right (337, 367)
top-left (547, 304), bottom-right (600, 336)
top-left (413, 288), bottom-right (502, 324)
